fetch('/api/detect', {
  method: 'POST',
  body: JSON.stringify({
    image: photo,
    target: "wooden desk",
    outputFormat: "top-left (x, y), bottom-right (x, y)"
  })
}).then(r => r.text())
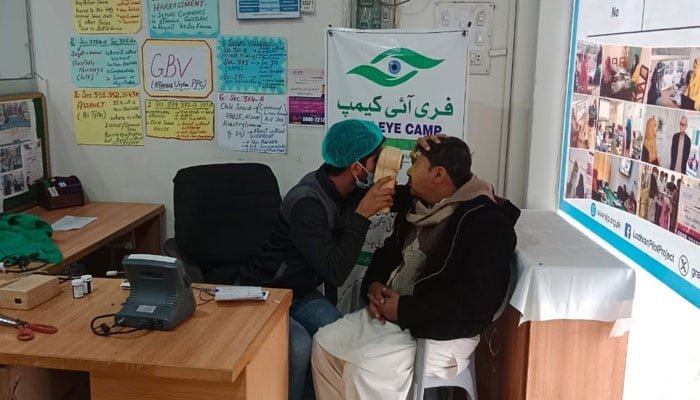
top-left (25, 202), bottom-right (164, 273)
top-left (0, 278), bottom-right (291, 399)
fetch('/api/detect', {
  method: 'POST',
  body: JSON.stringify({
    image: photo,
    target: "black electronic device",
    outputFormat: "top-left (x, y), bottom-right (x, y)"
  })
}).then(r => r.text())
top-left (115, 254), bottom-right (196, 331)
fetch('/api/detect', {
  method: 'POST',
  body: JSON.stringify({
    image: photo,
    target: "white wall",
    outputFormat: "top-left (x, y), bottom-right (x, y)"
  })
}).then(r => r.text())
top-left (29, 0), bottom-right (345, 235)
top-left (529, 1), bottom-right (700, 398)
top-left (0, 0), bottom-right (32, 80)
top-left (28, 0), bottom-right (532, 237)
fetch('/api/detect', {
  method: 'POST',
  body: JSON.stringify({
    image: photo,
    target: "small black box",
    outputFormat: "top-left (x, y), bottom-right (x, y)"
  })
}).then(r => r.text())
top-left (39, 175), bottom-right (85, 210)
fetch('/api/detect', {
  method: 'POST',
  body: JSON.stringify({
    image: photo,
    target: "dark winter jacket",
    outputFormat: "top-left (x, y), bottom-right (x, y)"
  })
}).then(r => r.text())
top-left (238, 165), bottom-right (370, 301)
top-left (362, 186), bottom-right (520, 339)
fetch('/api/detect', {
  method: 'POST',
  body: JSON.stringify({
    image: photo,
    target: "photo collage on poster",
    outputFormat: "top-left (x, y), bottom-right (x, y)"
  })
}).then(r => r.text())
top-left (566, 42), bottom-right (700, 245)
top-left (0, 101), bottom-right (33, 199)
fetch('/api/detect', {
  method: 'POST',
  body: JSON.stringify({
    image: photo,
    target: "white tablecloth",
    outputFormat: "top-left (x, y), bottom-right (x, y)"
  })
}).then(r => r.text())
top-left (510, 210), bottom-right (635, 325)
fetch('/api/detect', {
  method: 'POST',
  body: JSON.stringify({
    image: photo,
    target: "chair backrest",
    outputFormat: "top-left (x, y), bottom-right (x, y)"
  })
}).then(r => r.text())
top-left (172, 163), bottom-right (281, 272)
top-left (492, 256), bottom-right (518, 322)
top-left (640, 64), bottom-right (649, 81)
top-left (635, 65), bottom-right (650, 102)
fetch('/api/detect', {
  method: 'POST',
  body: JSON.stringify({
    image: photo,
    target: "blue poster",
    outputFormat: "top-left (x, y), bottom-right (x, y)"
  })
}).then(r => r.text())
top-left (236, 0), bottom-right (300, 19)
top-left (148, 0), bottom-right (219, 38)
top-left (218, 36), bottom-right (286, 94)
top-left (69, 36), bottom-right (140, 88)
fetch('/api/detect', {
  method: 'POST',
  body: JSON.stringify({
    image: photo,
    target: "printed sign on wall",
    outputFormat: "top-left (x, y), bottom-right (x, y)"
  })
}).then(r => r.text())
top-left (326, 29), bottom-right (468, 144)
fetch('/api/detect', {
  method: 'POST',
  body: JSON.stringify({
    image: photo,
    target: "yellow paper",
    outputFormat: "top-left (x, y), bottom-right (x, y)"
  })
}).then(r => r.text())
top-left (73, 0), bottom-right (141, 34)
top-left (145, 100), bottom-right (214, 140)
top-left (73, 89), bottom-right (143, 146)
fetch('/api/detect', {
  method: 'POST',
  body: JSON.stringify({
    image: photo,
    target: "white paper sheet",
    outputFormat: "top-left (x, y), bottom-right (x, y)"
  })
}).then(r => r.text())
top-left (214, 286), bottom-right (269, 301)
top-left (51, 215), bottom-right (97, 231)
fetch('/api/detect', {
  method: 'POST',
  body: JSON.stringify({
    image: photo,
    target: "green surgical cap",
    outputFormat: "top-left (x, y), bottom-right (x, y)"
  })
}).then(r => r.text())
top-left (322, 120), bottom-right (383, 167)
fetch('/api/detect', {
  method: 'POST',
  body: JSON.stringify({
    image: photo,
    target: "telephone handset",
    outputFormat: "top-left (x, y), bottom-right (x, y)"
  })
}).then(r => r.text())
top-left (373, 146), bottom-right (403, 213)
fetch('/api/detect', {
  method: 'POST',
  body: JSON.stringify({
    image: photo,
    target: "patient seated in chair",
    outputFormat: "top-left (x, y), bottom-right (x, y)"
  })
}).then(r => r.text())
top-left (311, 137), bottom-right (520, 400)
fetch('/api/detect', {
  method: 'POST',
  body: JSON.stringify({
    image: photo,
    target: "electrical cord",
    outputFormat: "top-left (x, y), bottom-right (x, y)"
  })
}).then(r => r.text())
top-left (90, 313), bottom-right (147, 337)
top-left (1, 254), bottom-right (50, 273)
top-left (17, 270), bottom-right (78, 284)
top-left (89, 287), bottom-right (215, 336)
top-left (193, 285), bottom-right (215, 305)
top-left (1, 261), bottom-right (50, 273)
top-left (377, 0), bottom-right (413, 6)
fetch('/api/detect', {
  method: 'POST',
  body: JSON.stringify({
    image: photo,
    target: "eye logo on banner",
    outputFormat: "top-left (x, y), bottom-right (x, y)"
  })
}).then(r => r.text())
top-left (347, 48), bottom-right (444, 87)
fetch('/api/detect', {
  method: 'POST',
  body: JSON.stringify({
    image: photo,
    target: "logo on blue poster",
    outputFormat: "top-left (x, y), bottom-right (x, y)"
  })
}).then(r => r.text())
top-left (590, 203), bottom-right (596, 217)
top-left (624, 223), bottom-right (632, 239)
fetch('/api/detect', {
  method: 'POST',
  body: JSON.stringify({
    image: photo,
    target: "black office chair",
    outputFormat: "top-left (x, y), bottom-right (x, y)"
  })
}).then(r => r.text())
top-left (164, 163), bottom-right (281, 283)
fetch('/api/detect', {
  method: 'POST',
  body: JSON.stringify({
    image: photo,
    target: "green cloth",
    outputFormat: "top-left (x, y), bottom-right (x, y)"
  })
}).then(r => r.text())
top-left (0, 213), bottom-right (63, 263)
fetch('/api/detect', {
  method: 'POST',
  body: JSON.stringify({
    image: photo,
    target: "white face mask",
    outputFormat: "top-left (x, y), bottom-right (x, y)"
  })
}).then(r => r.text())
top-left (354, 163), bottom-right (375, 189)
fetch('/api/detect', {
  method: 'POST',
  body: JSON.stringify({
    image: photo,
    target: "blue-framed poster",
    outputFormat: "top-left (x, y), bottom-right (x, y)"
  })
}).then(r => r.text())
top-left (560, 0), bottom-right (700, 307)
top-left (236, 0), bottom-right (300, 20)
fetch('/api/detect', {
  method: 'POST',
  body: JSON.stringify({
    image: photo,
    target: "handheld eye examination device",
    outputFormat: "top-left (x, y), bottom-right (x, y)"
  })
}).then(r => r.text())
top-left (115, 254), bottom-right (196, 331)
top-left (374, 146), bottom-right (403, 213)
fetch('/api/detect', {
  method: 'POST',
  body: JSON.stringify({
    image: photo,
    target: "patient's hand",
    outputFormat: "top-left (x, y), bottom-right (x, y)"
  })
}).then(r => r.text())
top-left (367, 282), bottom-right (389, 322)
top-left (376, 288), bottom-right (399, 322)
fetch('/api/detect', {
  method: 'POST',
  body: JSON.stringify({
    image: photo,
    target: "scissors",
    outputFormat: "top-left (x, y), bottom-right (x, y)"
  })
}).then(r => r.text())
top-left (0, 313), bottom-right (58, 341)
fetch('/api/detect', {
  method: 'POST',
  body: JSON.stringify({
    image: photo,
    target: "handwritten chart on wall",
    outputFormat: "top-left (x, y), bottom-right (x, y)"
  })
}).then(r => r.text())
top-left (70, 36), bottom-right (139, 87)
top-left (145, 99), bottom-right (214, 140)
top-left (148, 0), bottom-right (219, 38)
top-left (142, 39), bottom-right (213, 98)
top-left (73, 89), bottom-right (143, 145)
top-left (218, 36), bottom-right (286, 94)
top-left (73, 0), bottom-right (141, 34)
top-left (216, 93), bottom-right (288, 153)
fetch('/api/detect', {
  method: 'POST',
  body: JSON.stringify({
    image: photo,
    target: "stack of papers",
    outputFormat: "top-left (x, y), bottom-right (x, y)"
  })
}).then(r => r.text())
top-left (51, 216), bottom-right (97, 231)
top-left (214, 286), bottom-right (269, 301)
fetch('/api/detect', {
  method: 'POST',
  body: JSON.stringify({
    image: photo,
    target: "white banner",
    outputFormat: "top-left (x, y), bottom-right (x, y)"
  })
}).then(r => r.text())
top-left (325, 28), bottom-right (469, 313)
top-left (326, 28), bottom-right (468, 140)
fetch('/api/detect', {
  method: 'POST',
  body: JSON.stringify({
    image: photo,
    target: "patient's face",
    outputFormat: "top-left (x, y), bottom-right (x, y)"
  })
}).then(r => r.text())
top-left (407, 150), bottom-right (432, 201)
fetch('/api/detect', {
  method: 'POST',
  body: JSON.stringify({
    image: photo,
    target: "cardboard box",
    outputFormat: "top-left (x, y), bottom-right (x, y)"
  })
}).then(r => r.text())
top-left (0, 366), bottom-right (90, 400)
top-left (0, 275), bottom-right (60, 310)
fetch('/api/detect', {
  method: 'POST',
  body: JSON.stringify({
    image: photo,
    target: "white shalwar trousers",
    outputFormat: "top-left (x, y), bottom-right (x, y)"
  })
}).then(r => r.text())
top-left (312, 308), bottom-right (478, 400)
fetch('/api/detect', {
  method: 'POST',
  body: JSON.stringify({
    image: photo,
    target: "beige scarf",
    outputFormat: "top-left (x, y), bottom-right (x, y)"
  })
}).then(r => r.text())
top-left (388, 176), bottom-right (495, 295)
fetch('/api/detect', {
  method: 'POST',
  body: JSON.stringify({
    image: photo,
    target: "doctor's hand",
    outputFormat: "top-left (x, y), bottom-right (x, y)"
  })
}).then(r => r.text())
top-left (416, 134), bottom-right (447, 151)
top-left (355, 176), bottom-right (395, 218)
